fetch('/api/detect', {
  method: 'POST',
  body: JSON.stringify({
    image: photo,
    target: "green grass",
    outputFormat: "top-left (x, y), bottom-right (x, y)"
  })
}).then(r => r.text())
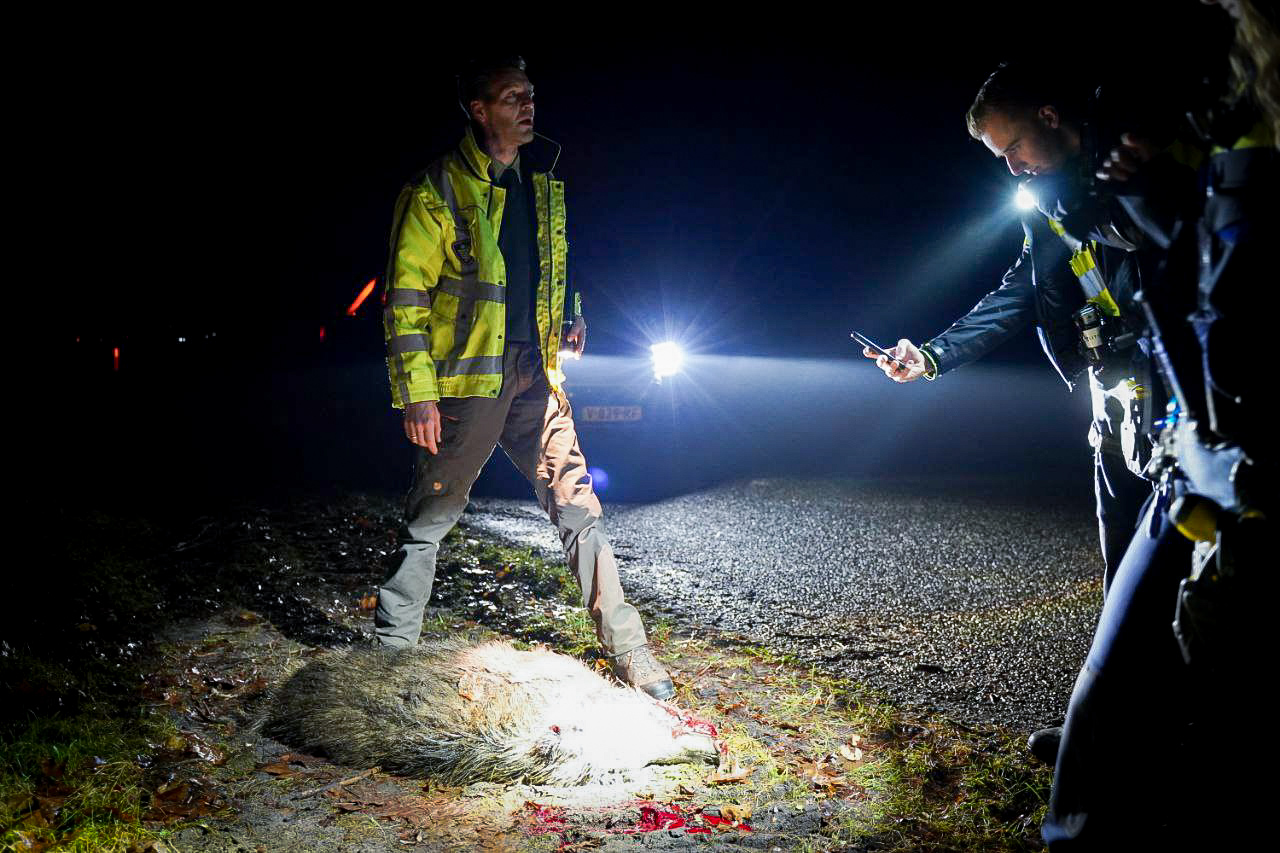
top-left (840, 698), bottom-right (1048, 851)
top-left (460, 537), bottom-right (580, 603)
top-left (647, 616), bottom-right (674, 647)
top-left (14, 499), bottom-right (1051, 852)
top-left (511, 602), bottom-right (600, 657)
top-left (437, 533), bottom-right (603, 657)
top-left (0, 712), bottom-right (175, 852)
top-left (731, 644), bottom-right (1048, 850)
top-left (659, 633), bottom-right (1049, 852)
top-left (1, 510), bottom-right (226, 853)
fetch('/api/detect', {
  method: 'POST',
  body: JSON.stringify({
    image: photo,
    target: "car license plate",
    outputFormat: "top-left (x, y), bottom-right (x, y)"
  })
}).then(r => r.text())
top-left (580, 405), bottom-right (642, 423)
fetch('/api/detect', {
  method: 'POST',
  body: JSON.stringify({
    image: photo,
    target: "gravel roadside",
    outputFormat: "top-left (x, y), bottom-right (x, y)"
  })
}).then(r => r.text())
top-left (469, 477), bottom-right (1104, 732)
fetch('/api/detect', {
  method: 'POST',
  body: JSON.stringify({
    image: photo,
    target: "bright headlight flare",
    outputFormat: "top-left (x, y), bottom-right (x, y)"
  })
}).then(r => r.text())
top-left (650, 342), bottom-right (685, 380)
top-left (1014, 184), bottom-right (1037, 211)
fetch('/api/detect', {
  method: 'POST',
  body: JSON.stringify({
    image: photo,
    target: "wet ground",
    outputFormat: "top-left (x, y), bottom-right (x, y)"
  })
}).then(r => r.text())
top-left (469, 477), bottom-right (1104, 732)
top-left (4, 490), bottom-right (1052, 852)
top-left (151, 614), bottom-right (857, 853)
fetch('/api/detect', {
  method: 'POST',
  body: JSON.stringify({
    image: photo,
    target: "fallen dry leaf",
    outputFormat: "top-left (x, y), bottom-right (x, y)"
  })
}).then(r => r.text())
top-left (258, 752), bottom-right (325, 777)
top-left (706, 764), bottom-right (752, 784)
top-left (326, 782), bottom-right (386, 808)
top-left (39, 758), bottom-right (66, 780)
top-left (10, 830), bottom-right (52, 852)
top-left (143, 775), bottom-right (224, 824)
top-left (369, 795), bottom-right (471, 829)
top-left (838, 744), bottom-right (864, 762)
top-left (258, 760), bottom-right (298, 777)
top-left (34, 794), bottom-right (66, 818)
top-left (796, 760), bottom-right (846, 787)
top-left (127, 841), bottom-right (172, 853)
top-left (186, 737), bottom-right (227, 766)
top-left (720, 803), bottom-right (752, 823)
top-left (154, 782), bottom-right (189, 803)
top-left (3, 792), bottom-right (35, 817)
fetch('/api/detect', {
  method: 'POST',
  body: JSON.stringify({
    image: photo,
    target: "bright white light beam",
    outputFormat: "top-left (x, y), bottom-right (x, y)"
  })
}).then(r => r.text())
top-left (650, 341), bottom-right (685, 380)
top-left (1014, 184), bottom-right (1037, 211)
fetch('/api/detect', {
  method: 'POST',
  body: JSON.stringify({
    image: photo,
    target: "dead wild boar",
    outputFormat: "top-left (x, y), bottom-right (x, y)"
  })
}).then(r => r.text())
top-left (264, 639), bottom-right (720, 785)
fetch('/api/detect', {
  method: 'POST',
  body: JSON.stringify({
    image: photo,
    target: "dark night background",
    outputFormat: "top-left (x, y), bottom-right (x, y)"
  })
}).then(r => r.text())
top-left (60, 5), bottom-right (1232, 516)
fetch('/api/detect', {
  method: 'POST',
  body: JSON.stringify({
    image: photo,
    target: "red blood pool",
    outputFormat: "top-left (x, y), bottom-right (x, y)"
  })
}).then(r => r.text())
top-left (632, 803), bottom-right (688, 833)
top-left (526, 803), bottom-right (567, 833)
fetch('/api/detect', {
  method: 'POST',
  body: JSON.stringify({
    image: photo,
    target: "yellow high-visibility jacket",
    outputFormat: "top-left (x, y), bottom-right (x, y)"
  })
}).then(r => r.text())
top-left (383, 128), bottom-right (580, 407)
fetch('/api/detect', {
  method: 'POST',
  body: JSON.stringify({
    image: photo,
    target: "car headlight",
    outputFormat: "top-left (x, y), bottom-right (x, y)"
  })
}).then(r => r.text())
top-left (650, 341), bottom-right (684, 380)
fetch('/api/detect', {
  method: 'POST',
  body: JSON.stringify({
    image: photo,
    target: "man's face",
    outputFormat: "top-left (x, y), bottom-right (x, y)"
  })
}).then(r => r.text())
top-left (470, 69), bottom-right (535, 149)
top-left (979, 106), bottom-right (1077, 177)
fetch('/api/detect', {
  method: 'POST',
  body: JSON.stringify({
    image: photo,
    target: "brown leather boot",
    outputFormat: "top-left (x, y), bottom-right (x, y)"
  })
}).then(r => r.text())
top-left (609, 644), bottom-right (675, 701)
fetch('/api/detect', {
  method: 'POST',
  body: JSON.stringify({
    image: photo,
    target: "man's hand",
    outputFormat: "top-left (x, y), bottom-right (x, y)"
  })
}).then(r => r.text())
top-left (562, 315), bottom-right (586, 359)
top-left (1096, 133), bottom-right (1157, 183)
top-left (863, 338), bottom-right (929, 383)
top-left (404, 400), bottom-right (442, 453)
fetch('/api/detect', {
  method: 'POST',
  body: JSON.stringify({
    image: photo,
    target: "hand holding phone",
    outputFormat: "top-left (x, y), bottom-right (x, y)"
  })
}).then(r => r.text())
top-left (850, 331), bottom-right (907, 369)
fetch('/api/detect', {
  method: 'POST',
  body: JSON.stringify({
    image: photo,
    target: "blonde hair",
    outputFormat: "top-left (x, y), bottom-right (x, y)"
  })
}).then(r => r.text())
top-left (1231, 0), bottom-right (1280, 147)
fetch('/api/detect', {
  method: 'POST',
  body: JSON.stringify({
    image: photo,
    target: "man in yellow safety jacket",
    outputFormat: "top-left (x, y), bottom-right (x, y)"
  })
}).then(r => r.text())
top-left (376, 55), bottom-right (674, 700)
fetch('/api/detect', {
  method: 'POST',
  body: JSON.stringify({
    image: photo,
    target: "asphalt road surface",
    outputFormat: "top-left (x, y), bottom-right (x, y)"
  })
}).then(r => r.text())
top-left (469, 477), bottom-right (1107, 733)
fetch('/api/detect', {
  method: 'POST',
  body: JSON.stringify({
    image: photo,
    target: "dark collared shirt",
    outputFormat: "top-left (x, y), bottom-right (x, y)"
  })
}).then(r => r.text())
top-left (491, 153), bottom-right (539, 344)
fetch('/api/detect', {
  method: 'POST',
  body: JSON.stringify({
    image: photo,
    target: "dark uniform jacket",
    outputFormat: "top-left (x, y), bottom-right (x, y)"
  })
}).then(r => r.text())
top-left (921, 211), bottom-right (1147, 392)
top-left (921, 85), bottom-right (1194, 395)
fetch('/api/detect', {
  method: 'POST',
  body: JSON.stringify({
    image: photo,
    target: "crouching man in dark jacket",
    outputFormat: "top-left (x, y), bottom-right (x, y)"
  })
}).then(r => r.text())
top-left (864, 62), bottom-right (1183, 762)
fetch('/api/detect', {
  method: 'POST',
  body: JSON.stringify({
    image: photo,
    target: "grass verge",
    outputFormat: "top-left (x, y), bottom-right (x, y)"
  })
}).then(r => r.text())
top-left (6, 497), bottom-right (1051, 851)
top-left (436, 518), bottom-right (1052, 850)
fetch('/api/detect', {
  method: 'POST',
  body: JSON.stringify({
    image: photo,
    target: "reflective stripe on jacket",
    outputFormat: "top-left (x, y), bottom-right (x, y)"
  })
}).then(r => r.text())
top-left (921, 199), bottom-right (1154, 392)
top-left (921, 213), bottom-right (1089, 388)
top-left (383, 128), bottom-right (577, 407)
top-left (1044, 218), bottom-right (1123, 318)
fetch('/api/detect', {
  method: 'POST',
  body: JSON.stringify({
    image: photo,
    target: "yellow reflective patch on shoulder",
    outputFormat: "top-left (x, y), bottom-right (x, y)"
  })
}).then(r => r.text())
top-left (1210, 120), bottom-right (1275, 154)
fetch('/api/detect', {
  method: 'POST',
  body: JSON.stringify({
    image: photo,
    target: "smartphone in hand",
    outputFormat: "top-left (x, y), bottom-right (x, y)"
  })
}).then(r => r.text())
top-left (850, 331), bottom-right (907, 368)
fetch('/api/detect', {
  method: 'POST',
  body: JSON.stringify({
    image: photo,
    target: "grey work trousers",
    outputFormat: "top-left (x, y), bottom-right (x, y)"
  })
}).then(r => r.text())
top-left (374, 342), bottom-right (648, 656)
